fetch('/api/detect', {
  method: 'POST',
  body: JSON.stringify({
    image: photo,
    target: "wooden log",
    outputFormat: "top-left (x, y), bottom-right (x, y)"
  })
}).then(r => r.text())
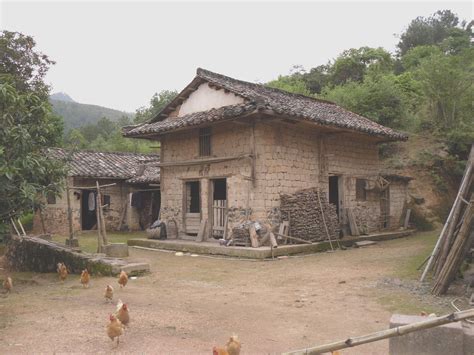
top-left (96, 181), bottom-right (108, 246)
top-left (282, 308), bottom-right (474, 355)
top-left (10, 218), bottom-right (21, 237)
top-left (317, 188), bottom-right (334, 250)
top-left (65, 179), bottom-right (74, 242)
top-left (249, 224), bottom-right (259, 248)
top-left (269, 232), bottom-right (278, 248)
top-left (196, 219), bottom-right (207, 242)
top-left (95, 190), bottom-right (103, 253)
top-left (17, 219), bottom-right (26, 236)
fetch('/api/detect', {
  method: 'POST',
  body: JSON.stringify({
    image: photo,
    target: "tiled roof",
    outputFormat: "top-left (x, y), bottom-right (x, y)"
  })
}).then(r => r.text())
top-left (124, 68), bottom-right (408, 141)
top-left (48, 148), bottom-right (160, 183)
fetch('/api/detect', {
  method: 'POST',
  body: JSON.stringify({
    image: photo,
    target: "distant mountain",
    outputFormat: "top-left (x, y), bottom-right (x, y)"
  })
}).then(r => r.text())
top-left (49, 94), bottom-right (134, 131)
top-left (50, 92), bottom-right (75, 102)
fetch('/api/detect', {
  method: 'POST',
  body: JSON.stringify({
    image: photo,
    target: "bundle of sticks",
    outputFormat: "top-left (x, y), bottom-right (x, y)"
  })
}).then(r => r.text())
top-left (280, 188), bottom-right (340, 242)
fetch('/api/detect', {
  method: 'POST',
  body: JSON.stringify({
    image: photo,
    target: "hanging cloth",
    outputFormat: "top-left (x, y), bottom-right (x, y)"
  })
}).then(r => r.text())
top-left (88, 192), bottom-right (96, 211)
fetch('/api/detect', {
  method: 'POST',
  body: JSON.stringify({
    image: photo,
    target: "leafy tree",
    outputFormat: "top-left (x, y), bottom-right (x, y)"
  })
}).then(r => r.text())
top-left (134, 90), bottom-right (178, 123)
top-left (267, 74), bottom-right (311, 96)
top-left (302, 64), bottom-right (330, 94)
top-left (0, 31), bottom-right (65, 223)
top-left (397, 10), bottom-right (472, 55)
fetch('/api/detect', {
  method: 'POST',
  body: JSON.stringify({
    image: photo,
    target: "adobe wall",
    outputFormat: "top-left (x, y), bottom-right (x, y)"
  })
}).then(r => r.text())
top-left (159, 118), bottom-right (409, 238)
top-left (32, 178), bottom-right (154, 236)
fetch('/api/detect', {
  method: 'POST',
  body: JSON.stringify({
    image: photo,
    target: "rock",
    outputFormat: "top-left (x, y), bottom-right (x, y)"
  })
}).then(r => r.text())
top-left (354, 241), bottom-right (377, 247)
top-left (104, 243), bottom-right (129, 258)
top-left (175, 252), bottom-right (184, 256)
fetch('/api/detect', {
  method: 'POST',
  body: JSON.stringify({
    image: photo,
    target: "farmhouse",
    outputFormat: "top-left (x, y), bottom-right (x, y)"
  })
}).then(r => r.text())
top-left (32, 148), bottom-right (161, 235)
top-left (124, 68), bottom-right (411, 241)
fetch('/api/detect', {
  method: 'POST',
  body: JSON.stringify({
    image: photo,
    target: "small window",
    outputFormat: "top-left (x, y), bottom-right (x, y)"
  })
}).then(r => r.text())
top-left (103, 195), bottom-right (111, 209)
top-left (199, 127), bottom-right (211, 157)
top-left (356, 179), bottom-right (367, 201)
top-left (46, 191), bottom-right (56, 204)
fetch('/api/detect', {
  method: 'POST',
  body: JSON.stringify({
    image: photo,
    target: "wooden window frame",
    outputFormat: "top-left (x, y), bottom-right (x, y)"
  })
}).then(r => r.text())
top-left (199, 127), bottom-right (211, 157)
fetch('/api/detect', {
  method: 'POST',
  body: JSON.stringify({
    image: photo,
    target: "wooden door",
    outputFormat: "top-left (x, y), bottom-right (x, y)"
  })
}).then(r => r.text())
top-left (210, 178), bottom-right (227, 239)
top-left (184, 181), bottom-right (200, 235)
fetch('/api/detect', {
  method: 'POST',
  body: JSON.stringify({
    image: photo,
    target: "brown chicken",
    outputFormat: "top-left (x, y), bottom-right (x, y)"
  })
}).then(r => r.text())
top-left (116, 299), bottom-right (130, 326)
top-left (80, 269), bottom-right (90, 288)
top-left (3, 276), bottom-right (12, 293)
top-left (105, 285), bottom-right (114, 302)
top-left (57, 262), bottom-right (68, 282)
top-left (213, 335), bottom-right (241, 355)
top-left (106, 314), bottom-right (124, 346)
top-left (118, 270), bottom-right (128, 289)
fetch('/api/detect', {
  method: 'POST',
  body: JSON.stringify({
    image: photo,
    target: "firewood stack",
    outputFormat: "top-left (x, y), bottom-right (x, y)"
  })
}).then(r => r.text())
top-left (231, 227), bottom-right (251, 246)
top-left (280, 188), bottom-right (340, 242)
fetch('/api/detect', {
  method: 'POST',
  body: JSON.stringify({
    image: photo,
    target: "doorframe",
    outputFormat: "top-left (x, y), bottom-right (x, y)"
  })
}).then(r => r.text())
top-left (182, 179), bottom-right (202, 235)
top-left (208, 177), bottom-right (228, 240)
top-left (328, 174), bottom-right (344, 221)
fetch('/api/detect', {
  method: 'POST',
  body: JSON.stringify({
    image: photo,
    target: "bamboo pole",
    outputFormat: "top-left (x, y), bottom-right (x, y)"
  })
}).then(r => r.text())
top-left (420, 146), bottom-right (473, 282)
top-left (317, 189), bottom-right (334, 251)
top-left (283, 308), bottom-right (474, 355)
top-left (10, 218), bottom-right (21, 237)
top-left (95, 187), bottom-right (103, 253)
top-left (17, 218), bottom-right (26, 236)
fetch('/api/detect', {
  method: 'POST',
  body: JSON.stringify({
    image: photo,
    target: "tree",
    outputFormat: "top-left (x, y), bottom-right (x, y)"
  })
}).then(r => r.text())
top-left (397, 10), bottom-right (472, 55)
top-left (134, 90), bottom-right (178, 123)
top-left (0, 31), bottom-right (65, 224)
top-left (267, 74), bottom-right (311, 96)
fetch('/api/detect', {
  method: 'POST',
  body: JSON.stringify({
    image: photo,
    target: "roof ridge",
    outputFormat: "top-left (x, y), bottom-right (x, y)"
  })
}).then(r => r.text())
top-left (196, 67), bottom-right (337, 106)
top-left (49, 147), bottom-right (159, 158)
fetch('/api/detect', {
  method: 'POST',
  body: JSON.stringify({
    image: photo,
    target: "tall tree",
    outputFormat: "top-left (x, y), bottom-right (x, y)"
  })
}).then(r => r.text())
top-left (134, 90), bottom-right (178, 123)
top-left (0, 31), bottom-right (65, 223)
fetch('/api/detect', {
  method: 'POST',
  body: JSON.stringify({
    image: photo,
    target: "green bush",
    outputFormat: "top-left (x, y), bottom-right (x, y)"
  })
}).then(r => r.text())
top-left (19, 212), bottom-right (34, 232)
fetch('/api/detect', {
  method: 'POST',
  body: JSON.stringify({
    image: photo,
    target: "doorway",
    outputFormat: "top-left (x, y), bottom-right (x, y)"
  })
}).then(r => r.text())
top-left (81, 190), bottom-right (97, 230)
top-left (210, 178), bottom-right (227, 239)
top-left (184, 181), bottom-right (200, 235)
top-left (328, 176), bottom-right (340, 216)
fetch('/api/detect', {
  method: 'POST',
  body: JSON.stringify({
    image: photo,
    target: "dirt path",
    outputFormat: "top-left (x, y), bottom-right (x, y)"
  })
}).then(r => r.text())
top-left (0, 234), bottom-right (440, 354)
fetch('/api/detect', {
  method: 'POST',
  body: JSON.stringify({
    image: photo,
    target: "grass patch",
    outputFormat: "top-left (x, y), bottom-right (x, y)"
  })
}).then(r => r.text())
top-left (52, 231), bottom-right (146, 253)
top-left (394, 231), bottom-right (439, 280)
top-left (377, 292), bottom-right (444, 315)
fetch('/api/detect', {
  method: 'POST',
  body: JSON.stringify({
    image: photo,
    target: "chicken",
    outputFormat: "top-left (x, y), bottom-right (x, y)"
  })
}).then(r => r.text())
top-left (80, 269), bottom-right (90, 288)
top-left (3, 276), bottom-right (12, 293)
top-left (213, 335), bottom-right (241, 355)
top-left (212, 346), bottom-right (229, 355)
top-left (105, 285), bottom-right (114, 302)
top-left (226, 335), bottom-right (241, 355)
top-left (57, 262), bottom-right (68, 282)
top-left (118, 270), bottom-right (128, 289)
top-left (106, 314), bottom-right (124, 346)
top-left (116, 299), bottom-right (130, 326)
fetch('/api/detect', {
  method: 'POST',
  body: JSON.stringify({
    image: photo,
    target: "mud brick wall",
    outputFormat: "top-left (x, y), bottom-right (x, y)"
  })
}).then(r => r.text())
top-left (33, 177), bottom-right (152, 235)
top-left (159, 117), bottom-right (409, 237)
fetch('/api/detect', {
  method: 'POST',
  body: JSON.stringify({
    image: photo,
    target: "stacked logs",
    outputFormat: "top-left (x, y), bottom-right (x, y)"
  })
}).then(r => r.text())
top-left (280, 188), bottom-right (340, 242)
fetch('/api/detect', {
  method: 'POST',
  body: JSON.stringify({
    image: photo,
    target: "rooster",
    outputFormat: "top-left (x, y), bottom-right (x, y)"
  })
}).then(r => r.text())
top-left (116, 299), bottom-right (130, 326)
top-left (118, 270), bottom-right (128, 289)
top-left (213, 335), bottom-right (241, 355)
top-left (3, 276), bottom-right (12, 293)
top-left (106, 314), bottom-right (124, 346)
top-left (105, 285), bottom-right (114, 302)
top-left (57, 262), bottom-right (68, 282)
top-left (80, 269), bottom-right (90, 288)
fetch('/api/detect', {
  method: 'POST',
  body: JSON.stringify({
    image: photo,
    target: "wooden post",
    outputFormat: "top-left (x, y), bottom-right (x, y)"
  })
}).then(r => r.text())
top-left (404, 208), bottom-right (412, 229)
top-left (317, 189), bottom-right (334, 250)
top-left (65, 179), bottom-right (74, 243)
top-left (249, 224), bottom-right (259, 248)
top-left (196, 219), bottom-right (207, 242)
top-left (10, 218), bottom-right (21, 237)
top-left (95, 187), bottom-right (103, 253)
top-left (282, 308), bottom-right (474, 355)
top-left (96, 181), bottom-right (108, 246)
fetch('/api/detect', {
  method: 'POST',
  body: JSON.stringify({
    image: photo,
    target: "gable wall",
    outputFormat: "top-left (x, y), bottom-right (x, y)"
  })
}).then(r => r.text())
top-left (177, 83), bottom-right (244, 116)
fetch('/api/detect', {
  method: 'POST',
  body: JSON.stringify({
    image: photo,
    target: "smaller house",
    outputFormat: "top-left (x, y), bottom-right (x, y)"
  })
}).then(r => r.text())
top-left (32, 148), bottom-right (160, 235)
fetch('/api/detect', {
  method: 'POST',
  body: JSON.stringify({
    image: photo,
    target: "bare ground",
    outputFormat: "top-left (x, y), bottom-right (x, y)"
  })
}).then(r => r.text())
top-left (0, 232), bottom-right (452, 354)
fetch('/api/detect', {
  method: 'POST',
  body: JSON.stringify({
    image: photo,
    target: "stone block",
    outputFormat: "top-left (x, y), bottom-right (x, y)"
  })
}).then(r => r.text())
top-left (104, 243), bottom-right (129, 257)
top-left (389, 314), bottom-right (464, 355)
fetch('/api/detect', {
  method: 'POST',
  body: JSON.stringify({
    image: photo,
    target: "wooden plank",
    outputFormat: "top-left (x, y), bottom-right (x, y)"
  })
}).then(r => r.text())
top-left (275, 233), bottom-right (312, 245)
top-left (196, 219), bottom-right (207, 242)
top-left (347, 208), bottom-right (360, 236)
top-left (249, 224), bottom-right (259, 248)
top-left (403, 208), bottom-right (411, 229)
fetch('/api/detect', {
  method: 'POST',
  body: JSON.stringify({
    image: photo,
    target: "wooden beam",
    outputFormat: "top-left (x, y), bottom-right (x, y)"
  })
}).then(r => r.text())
top-left (151, 154), bottom-right (253, 167)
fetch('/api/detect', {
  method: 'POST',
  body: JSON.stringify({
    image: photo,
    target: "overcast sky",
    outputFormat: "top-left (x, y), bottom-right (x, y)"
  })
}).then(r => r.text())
top-left (1, 0), bottom-right (472, 112)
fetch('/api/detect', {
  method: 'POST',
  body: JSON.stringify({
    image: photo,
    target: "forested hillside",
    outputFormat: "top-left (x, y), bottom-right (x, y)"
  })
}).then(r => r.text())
top-left (50, 96), bottom-right (133, 131)
top-left (267, 9), bottom-right (472, 224)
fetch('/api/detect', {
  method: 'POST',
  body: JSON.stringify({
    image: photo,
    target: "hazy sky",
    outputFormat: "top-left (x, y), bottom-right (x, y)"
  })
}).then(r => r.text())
top-left (1, 0), bottom-right (472, 112)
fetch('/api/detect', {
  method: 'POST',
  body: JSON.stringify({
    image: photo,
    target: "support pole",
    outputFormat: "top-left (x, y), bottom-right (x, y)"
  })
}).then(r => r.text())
top-left (65, 179), bottom-right (74, 243)
top-left (283, 308), bottom-right (474, 355)
top-left (96, 181), bottom-right (108, 246)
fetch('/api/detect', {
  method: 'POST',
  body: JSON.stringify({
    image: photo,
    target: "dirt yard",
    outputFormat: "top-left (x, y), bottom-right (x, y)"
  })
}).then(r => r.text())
top-left (0, 232), bottom-right (453, 354)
